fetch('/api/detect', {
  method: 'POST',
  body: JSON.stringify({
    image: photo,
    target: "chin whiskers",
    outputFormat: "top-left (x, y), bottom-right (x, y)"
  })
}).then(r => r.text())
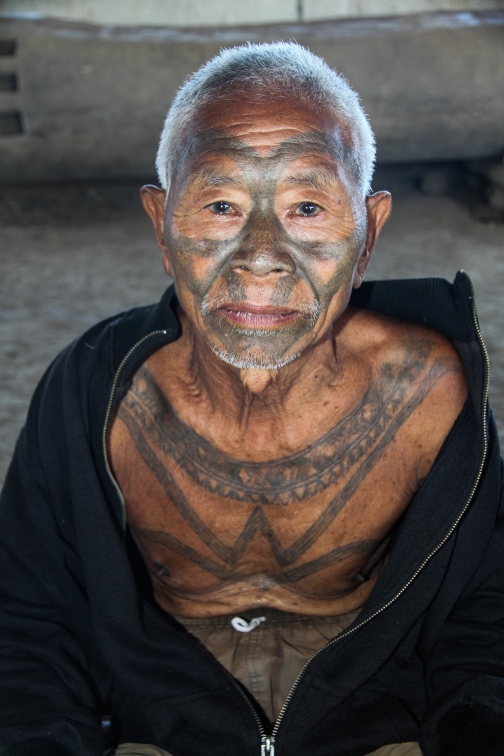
top-left (209, 344), bottom-right (302, 370)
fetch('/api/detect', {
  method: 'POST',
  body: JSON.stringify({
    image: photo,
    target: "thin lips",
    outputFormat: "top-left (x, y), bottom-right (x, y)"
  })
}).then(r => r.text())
top-left (217, 304), bottom-right (297, 315)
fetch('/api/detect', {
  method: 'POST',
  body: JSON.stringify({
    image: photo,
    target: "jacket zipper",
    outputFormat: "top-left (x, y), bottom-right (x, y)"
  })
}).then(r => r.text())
top-left (267, 270), bottom-right (491, 751)
top-left (225, 669), bottom-right (274, 753)
top-left (102, 330), bottom-right (168, 529)
top-left (101, 271), bottom-right (489, 756)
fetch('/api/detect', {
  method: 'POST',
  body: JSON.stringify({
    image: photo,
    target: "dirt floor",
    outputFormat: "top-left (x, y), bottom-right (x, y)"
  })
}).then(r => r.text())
top-left (1, 166), bottom-right (504, 486)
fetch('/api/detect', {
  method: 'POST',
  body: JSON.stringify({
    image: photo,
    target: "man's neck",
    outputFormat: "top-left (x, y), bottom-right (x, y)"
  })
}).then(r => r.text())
top-left (175, 310), bottom-right (346, 435)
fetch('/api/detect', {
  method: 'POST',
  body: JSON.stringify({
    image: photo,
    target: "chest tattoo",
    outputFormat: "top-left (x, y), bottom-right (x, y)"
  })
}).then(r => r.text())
top-left (115, 342), bottom-right (460, 588)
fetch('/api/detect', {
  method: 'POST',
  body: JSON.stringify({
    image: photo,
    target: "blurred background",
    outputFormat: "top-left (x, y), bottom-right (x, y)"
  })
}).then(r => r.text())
top-left (1, 0), bottom-right (504, 484)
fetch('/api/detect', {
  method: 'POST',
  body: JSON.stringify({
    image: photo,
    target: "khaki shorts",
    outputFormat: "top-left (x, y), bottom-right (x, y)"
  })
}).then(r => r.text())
top-left (176, 607), bottom-right (360, 721)
top-left (113, 609), bottom-right (422, 755)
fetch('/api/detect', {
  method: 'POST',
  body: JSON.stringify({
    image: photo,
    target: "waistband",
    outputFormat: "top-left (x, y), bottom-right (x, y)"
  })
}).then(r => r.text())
top-left (173, 607), bottom-right (361, 628)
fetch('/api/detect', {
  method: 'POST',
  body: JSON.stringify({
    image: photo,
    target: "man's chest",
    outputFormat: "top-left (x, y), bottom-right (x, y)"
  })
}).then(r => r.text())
top-left (108, 365), bottom-right (423, 617)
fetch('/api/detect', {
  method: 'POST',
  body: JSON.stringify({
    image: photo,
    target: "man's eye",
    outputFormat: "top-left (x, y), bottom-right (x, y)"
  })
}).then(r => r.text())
top-left (209, 201), bottom-right (232, 214)
top-left (295, 202), bottom-right (320, 217)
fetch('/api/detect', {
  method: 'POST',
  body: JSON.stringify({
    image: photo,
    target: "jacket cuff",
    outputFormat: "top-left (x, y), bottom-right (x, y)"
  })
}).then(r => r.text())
top-left (5, 741), bottom-right (74, 756)
top-left (437, 703), bottom-right (504, 756)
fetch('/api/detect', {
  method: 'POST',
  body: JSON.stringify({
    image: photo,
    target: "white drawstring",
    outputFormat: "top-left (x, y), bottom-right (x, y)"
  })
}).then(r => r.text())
top-left (231, 616), bottom-right (266, 632)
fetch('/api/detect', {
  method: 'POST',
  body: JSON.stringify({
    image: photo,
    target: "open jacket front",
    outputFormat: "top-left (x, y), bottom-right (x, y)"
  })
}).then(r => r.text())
top-left (0, 272), bottom-right (503, 756)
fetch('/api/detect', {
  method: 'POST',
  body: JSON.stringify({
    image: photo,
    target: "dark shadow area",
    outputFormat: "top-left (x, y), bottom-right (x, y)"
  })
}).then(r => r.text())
top-left (0, 177), bottom-right (156, 225)
top-left (373, 160), bottom-right (504, 225)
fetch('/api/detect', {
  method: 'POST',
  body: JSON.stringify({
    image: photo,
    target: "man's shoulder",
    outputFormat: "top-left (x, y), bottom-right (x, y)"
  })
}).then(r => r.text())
top-left (341, 305), bottom-right (469, 468)
top-left (344, 305), bottom-right (465, 368)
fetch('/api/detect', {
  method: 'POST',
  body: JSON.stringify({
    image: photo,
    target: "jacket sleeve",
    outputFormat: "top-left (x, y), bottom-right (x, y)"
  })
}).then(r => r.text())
top-left (420, 460), bottom-right (504, 756)
top-left (0, 354), bottom-right (106, 756)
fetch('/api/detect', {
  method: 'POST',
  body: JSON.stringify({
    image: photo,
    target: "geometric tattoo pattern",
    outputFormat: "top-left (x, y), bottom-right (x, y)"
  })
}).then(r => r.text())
top-left (117, 342), bottom-right (458, 589)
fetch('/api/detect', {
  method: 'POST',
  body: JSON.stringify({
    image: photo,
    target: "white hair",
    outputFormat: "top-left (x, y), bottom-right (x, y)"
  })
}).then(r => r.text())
top-left (155, 42), bottom-right (376, 197)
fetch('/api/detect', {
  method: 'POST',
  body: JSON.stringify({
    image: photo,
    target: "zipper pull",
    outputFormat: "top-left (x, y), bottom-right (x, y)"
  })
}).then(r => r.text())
top-left (261, 736), bottom-right (275, 756)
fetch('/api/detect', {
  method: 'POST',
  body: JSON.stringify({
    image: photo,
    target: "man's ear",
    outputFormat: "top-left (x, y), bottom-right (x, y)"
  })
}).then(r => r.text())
top-left (353, 191), bottom-right (392, 289)
top-left (140, 185), bottom-right (173, 277)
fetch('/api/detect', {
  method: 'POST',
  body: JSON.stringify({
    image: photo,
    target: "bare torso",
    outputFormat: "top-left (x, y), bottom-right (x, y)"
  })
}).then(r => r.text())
top-left (109, 307), bottom-right (468, 618)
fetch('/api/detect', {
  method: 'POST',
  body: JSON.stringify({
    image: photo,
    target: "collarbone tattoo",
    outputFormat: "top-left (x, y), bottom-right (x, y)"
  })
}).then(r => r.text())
top-left (119, 340), bottom-right (452, 507)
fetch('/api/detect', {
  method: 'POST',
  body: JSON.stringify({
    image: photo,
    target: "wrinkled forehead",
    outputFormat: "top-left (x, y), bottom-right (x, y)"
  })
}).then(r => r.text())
top-left (169, 95), bottom-right (360, 192)
top-left (187, 127), bottom-right (346, 165)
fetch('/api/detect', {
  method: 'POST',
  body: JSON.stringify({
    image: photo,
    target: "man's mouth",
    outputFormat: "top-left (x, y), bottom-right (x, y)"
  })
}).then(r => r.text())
top-left (215, 304), bottom-right (302, 327)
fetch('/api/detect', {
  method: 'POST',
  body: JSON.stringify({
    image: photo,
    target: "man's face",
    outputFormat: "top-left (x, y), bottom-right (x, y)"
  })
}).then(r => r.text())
top-left (144, 94), bottom-right (390, 369)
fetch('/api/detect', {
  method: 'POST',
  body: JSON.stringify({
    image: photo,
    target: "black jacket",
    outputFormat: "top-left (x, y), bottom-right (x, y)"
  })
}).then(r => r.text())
top-left (1, 272), bottom-right (504, 756)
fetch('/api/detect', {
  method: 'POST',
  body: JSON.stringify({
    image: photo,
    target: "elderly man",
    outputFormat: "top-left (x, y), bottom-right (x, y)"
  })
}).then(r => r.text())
top-left (0, 42), bottom-right (503, 756)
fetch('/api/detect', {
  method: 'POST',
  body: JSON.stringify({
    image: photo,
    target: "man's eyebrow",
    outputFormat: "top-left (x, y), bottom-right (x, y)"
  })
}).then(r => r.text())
top-left (283, 166), bottom-right (339, 191)
top-left (268, 131), bottom-right (361, 188)
top-left (185, 129), bottom-right (259, 161)
top-left (186, 164), bottom-right (245, 188)
top-left (268, 130), bottom-right (341, 159)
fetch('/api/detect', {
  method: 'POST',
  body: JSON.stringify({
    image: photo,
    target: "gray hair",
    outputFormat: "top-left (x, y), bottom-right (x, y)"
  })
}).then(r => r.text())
top-left (156, 41), bottom-right (376, 197)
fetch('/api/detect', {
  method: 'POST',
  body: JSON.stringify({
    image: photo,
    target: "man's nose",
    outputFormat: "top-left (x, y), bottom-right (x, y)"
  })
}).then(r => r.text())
top-left (229, 219), bottom-right (295, 277)
top-left (230, 249), bottom-right (295, 277)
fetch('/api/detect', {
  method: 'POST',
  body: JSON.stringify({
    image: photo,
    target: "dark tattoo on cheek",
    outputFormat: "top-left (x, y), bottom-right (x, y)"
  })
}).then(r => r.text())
top-left (269, 275), bottom-right (297, 307)
top-left (225, 269), bottom-right (246, 302)
top-left (117, 342), bottom-right (462, 594)
top-left (188, 217), bottom-right (358, 368)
